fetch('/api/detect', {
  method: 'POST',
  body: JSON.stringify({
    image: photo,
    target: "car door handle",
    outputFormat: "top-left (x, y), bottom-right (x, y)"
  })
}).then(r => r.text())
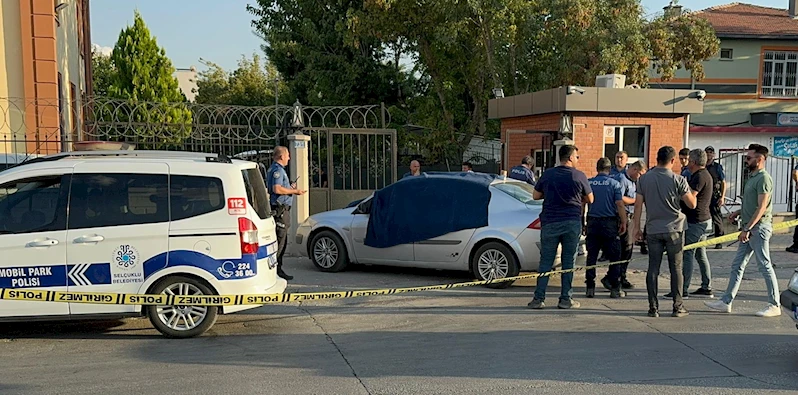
top-left (74, 235), bottom-right (105, 243)
top-left (26, 239), bottom-right (59, 248)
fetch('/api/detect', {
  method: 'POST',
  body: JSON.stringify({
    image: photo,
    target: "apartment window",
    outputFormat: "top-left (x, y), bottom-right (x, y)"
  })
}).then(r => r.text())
top-left (720, 48), bottom-right (733, 60)
top-left (761, 50), bottom-right (798, 98)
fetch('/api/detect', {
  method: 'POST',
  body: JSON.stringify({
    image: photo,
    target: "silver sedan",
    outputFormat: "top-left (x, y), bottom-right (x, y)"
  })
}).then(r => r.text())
top-left (294, 177), bottom-right (563, 288)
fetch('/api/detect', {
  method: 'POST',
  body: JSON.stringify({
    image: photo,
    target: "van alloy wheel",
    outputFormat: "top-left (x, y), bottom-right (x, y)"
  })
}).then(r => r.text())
top-left (156, 283), bottom-right (208, 331)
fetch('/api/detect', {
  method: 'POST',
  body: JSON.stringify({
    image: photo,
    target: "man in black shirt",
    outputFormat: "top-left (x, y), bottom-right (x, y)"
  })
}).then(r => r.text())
top-left (672, 149), bottom-right (714, 298)
top-left (705, 146), bottom-right (726, 248)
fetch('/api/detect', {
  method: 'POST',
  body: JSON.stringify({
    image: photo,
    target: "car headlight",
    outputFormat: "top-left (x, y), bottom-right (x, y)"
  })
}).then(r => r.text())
top-left (789, 271), bottom-right (798, 294)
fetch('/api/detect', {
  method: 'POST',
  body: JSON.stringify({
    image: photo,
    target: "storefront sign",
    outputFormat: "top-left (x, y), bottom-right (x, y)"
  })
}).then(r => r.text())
top-left (776, 113), bottom-right (798, 126)
top-left (773, 135), bottom-right (798, 157)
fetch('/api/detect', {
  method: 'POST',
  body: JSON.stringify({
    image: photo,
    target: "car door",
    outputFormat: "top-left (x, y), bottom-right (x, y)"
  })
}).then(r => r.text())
top-left (65, 162), bottom-right (170, 316)
top-left (348, 198), bottom-right (414, 263)
top-left (0, 169), bottom-right (71, 317)
top-left (412, 229), bottom-right (476, 264)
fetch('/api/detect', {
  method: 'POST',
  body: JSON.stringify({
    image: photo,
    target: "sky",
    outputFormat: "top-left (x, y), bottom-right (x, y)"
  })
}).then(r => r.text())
top-left (90, 0), bottom-right (793, 72)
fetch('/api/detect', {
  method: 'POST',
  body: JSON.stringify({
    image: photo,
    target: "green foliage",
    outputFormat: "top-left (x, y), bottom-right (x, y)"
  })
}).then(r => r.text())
top-left (646, 11), bottom-right (721, 82)
top-left (194, 54), bottom-right (289, 107)
top-left (106, 10), bottom-right (191, 147)
top-left (90, 49), bottom-right (114, 97)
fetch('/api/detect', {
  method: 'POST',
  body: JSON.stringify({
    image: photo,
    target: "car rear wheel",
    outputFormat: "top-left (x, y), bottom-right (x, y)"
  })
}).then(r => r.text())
top-left (470, 242), bottom-right (520, 289)
top-left (310, 230), bottom-right (349, 272)
top-left (146, 276), bottom-right (218, 338)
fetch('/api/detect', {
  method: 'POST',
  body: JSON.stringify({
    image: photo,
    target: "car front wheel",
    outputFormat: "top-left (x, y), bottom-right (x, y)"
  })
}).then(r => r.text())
top-left (470, 242), bottom-right (520, 289)
top-left (146, 276), bottom-right (218, 338)
top-left (310, 230), bottom-right (349, 272)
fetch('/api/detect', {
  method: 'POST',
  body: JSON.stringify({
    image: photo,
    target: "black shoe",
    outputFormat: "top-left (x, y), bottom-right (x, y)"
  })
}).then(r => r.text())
top-left (689, 288), bottom-right (714, 297)
top-left (648, 308), bottom-right (659, 317)
top-left (640, 245), bottom-right (648, 254)
top-left (277, 270), bottom-right (294, 280)
top-left (714, 243), bottom-right (723, 250)
top-left (586, 286), bottom-right (595, 298)
top-left (600, 277), bottom-right (612, 291)
top-left (528, 299), bottom-right (545, 309)
top-left (672, 307), bottom-right (689, 318)
top-left (786, 245), bottom-right (798, 253)
top-left (621, 278), bottom-right (634, 289)
top-left (662, 292), bottom-right (689, 300)
top-left (598, 254), bottom-right (608, 262)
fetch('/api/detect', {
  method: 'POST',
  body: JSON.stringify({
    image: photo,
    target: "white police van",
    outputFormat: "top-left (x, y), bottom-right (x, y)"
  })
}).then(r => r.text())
top-left (0, 150), bottom-right (286, 338)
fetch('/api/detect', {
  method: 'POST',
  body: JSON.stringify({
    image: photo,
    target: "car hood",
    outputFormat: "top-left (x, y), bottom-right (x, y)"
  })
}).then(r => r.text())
top-left (302, 206), bottom-right (356, 227)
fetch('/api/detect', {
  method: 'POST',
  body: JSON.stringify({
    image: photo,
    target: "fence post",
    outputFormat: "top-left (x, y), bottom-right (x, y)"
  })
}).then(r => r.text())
top-left (287, 132), bottom-right (311, 255)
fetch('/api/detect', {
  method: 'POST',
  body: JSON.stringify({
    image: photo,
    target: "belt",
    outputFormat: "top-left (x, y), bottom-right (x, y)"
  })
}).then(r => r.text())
top-left (587, 216), bottom-right (618, 220)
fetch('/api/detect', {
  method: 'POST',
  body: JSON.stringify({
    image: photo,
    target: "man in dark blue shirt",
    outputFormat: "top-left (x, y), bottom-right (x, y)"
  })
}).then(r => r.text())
top-left (528, 145), bottom-right (593, 310)
top-left (611, 160), bottom-right (646, 289)
top-left (508, 155), bottom-right (536, 185)
top-left (679, 148), bottom-right (691, 178)
top-left (585, 158), bottom-right (627, 298)
top-left (266, 146), bottom-right (307, 280)
top-left (610, 151), bottom-right (629, 176)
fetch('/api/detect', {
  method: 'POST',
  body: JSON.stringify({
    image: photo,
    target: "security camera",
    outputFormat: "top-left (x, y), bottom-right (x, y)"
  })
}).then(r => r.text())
top-left (567, 86), bottom-right (585, 95)
top-left (696, 90), bottom-right (706, 100)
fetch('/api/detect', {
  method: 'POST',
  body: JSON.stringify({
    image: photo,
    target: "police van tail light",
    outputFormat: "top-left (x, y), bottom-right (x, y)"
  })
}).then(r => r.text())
top-left (528, 218), bottom-right (541, 230)
top-left (238, 217), bottom-right (259, 255)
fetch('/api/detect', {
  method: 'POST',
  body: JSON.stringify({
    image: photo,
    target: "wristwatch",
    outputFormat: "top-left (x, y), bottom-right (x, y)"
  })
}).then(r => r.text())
top-left (742, 227), bottom-right (750, 232)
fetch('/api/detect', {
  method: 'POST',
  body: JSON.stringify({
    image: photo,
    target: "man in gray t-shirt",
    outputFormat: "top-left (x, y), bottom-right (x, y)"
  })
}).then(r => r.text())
top-left (633, 146), bottom-right (696, 318)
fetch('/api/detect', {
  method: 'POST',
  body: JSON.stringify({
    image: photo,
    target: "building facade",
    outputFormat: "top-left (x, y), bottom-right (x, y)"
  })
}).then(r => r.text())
top-left (173, 67), bottom-right (197, 102)
top-left (0, 0), bottom-right (92, 162)
top-left (650, 2), bottom-right (798, 211)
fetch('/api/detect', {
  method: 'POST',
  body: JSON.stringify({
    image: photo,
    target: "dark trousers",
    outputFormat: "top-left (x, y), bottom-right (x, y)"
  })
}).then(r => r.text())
top-left (792, 204), bottom-right (798, 245)
top-left (273, 205), bottom-right (291, 273)
top-left (646, 231), bottom-right (685, 312)
top-left (585, 217), bottom-right (622, 288)
top-left (710, 200), bottom-right (725, 237)
top-left (619, 213), bottom-right (633, 279)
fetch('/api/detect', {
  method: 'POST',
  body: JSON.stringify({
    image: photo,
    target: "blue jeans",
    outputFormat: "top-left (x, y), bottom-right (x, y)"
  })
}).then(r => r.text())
top-left (682, 219), bottom-right (712, 293)
top-left (535, 220), bottom-right (582, 302)
top-left (721, 222), bottom-right (779, 306)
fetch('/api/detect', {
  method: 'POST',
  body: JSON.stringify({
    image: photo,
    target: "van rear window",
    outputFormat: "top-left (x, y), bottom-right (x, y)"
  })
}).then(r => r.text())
top-left (242, 168), bottom-right (272, 219)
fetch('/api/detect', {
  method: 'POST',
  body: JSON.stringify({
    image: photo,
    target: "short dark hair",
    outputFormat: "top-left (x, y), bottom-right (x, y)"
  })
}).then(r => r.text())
top-left (462, 161), bottom-right (473, 169)
top-left (656, 146), bottom-right (676, 165)
top-left (679, 148), bottom-right (690, 156)
top-left (747, 143), bottom-right (769, 158)
top-left (559, 145), bottom-right (578, 162)
top-left (596, 157), bottom-right (612, 172)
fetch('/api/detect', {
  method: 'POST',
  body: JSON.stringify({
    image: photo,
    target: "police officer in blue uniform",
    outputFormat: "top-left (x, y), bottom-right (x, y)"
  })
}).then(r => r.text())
top-left (266, 146), bottom-right (306, 280)
top-left (610, 159), bottom-right (645, 289)
top-left (585, 157), bottom-right (627, 298)
top-left (508, 155), bottom-right (536, 185)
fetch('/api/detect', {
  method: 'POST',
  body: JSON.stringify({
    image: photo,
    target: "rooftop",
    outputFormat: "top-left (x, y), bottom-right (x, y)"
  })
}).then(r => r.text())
top-left (691, 2), bottom-right (798, 39)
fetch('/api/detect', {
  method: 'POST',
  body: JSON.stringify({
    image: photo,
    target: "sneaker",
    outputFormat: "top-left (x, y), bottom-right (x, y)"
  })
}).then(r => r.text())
top-left (558, 298), bottom-right (580, 309)
top-left (647, 308), bottom-right (659, 317)
top-left (600, 277), bottom-right (612, 291)
top-left (755, 304), bottom-right (781, 317)
top-left (714, 244), bottom-right (723, 250)
top-left (610, 288), bottom-right (626, 298)
top-left (640, 245), bottom-right (648, 255)
top-left (586, 286), bottom-right (595, 298)
top-left (690, 288), bottom-right (714, 298)
top-left (528, 299), bottom-right (545, 309)
top-left (786, 245), bottom-right (798, 253)
top-left (621, 278), bottom-right (634, 289)
top-left (705, 300), bottom-right (732, 313)
top-left (672, 307), bottom-right (689, 318)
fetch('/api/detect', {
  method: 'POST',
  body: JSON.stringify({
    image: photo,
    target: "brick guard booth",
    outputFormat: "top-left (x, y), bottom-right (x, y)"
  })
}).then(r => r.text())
top-left (489, 85), bottom-right (705, 175)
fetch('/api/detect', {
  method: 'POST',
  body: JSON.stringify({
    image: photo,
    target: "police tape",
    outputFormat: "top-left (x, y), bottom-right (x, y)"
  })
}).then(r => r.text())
top-left (2, 218), bottom-right (797, 307)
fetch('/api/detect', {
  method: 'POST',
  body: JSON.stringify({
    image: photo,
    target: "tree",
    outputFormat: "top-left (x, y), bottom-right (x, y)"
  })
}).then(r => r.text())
top-left (194, 54), bottom-right (288, 107)
top-left (247, 0), bottom-right (415, 107)
top-left (646, 10), bottom-right (721, 82)
top-left (90, 49), bottom-right (114, 97)
top-left (105, 10), bottom-right (191, 146)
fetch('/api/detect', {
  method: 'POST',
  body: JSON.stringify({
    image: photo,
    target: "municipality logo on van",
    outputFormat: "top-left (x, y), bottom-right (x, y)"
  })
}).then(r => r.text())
top-left (112, 244), bottom-right (144, 284)
top-left (114, 245), bottom-right (139, 270)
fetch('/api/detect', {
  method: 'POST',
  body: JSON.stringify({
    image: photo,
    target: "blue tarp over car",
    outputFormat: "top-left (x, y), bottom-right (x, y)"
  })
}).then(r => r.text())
top-left (364, 172), bottom-right (495, 248)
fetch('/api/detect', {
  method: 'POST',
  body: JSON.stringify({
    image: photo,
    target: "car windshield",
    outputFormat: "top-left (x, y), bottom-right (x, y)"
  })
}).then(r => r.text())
top-left (493, 181), bottom-right (540, 205)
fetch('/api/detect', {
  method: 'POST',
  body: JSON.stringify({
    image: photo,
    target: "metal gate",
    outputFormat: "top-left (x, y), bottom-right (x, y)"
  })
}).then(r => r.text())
top-left (718, 150), bottom-right (795, 212)
top-left (503, 130), bottom-right (557, 175)
top-left (308, 128), bottom-right (397, 214)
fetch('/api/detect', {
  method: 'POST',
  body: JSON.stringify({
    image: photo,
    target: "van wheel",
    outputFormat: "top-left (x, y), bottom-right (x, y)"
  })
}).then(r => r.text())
top-left (471, 242), bottom-right (520, 289)
top-left (146, 276), bottom-right (218, 338)
top-left (310, 230), bottom-right (349, 272)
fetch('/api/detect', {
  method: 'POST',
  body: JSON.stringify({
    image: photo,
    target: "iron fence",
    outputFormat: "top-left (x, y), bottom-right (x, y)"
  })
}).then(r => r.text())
top-left (398, 134), bottom-right (502, 177)
top-left (718, 151), bottom-right (796, 211)
top-left (0, 96), bottom-right (390, 164)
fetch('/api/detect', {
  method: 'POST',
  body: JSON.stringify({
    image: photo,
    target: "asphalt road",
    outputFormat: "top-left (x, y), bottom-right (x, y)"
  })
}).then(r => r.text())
top-left (2, 236), bottom-right (797, 395)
